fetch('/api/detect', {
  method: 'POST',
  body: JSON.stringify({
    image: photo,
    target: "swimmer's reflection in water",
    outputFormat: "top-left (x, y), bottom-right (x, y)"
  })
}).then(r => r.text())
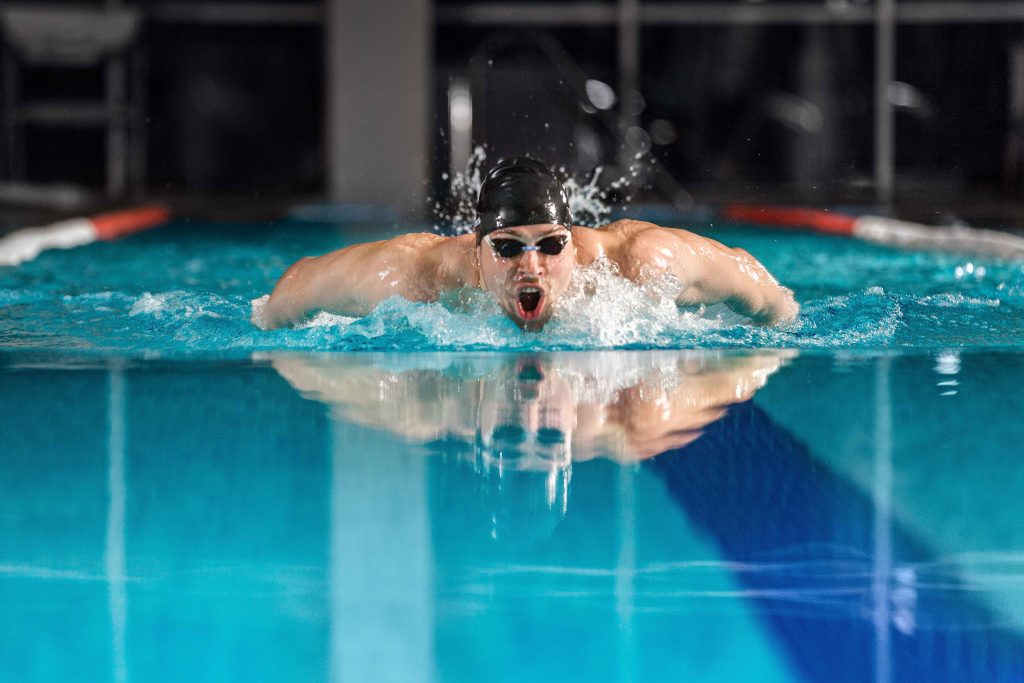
top-left (473, 358), bottom-right (574, 540)
top-left (272, 351), bottom-right (792, 541)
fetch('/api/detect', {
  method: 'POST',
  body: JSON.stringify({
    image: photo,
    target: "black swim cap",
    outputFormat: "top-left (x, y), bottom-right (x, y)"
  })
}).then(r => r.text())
top-left (475, 157), bottom-right (572, 242)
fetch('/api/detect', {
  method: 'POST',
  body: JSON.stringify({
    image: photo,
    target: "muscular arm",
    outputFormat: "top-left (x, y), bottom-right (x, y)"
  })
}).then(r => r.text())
top-left (615, 222), bottom-right (799, 325)
top-left (260, 233), bottom-right (474, 329)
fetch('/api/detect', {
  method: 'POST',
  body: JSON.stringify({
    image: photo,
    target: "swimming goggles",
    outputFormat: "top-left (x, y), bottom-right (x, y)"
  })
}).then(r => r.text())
top-left (485, 233), bottom-right (570, 259)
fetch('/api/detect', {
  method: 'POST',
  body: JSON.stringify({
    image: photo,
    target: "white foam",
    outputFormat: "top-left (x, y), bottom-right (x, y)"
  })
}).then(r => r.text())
top-left (917, 292), bottom-right (1000, 308)
top-left (296, 310), bottom-right (358, 329)
top-left (545, 257), bottom-right (724, 347)
top-left (254, 258), bottom-right (757, 349)
top-left (250, 294), bottom-right (270, 329)
top-left (129, 292), bottom-right (172, 317)
top-left (130, 291), bottom-right (224, 320)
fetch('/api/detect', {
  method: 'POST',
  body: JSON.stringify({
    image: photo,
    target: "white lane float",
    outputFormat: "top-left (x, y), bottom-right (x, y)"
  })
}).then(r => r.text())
top-left (0, 206), bottom-right (170, 266)
top-left (724, 204), bottom-right (1024, 260)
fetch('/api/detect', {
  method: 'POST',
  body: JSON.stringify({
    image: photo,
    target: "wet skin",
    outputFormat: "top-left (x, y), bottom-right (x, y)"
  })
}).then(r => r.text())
top-left (476, 225), bottom-right (576, 331)
top-left (259, 219), bottom-right (799, 330)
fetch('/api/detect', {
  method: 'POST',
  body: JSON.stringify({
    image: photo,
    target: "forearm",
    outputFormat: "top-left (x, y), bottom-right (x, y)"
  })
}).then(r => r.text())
top-left (262, 285), bottom-right (310, 330)
top-left (732, 281), bottom-right (799, 326)
top-left (678, 241), bottom-right (798, 326)
top-left (261, 252), bottom-right (367, 329)
top-left (261, 262), bottom-right (317, 329)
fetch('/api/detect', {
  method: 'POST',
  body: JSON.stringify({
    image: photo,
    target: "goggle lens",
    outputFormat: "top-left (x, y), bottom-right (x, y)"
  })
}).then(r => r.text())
top-left (489, 235), bottom-right (569, 259)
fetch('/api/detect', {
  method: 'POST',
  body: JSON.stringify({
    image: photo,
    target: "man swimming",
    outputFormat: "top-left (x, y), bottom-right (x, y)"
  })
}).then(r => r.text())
top-left (260, 157), bottom-right (798, 330)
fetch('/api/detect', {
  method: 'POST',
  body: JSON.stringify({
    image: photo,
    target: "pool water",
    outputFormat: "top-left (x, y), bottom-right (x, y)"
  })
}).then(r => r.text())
top-left (1, 219), bottom-right (1023, 681)
top-left (2, 350), bottom-right (1023, 681)
top-left (0, 218), bottom-right (1022, 354)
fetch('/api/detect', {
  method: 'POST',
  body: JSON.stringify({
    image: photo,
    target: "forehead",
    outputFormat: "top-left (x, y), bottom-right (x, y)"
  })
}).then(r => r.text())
top-left (487, 224), bottom-right (570, 240)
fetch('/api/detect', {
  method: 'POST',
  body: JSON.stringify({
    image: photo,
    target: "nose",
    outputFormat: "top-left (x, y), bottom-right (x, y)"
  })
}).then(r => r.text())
top-left (518, 248), bottom-right (542, 273)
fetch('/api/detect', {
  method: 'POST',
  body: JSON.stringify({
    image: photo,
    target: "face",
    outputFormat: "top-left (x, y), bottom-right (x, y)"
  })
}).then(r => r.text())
top-left (477, 224), bottom-right (576, 331)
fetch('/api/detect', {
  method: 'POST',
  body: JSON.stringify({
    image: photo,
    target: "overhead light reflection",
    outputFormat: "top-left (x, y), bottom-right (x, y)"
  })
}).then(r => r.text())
top-left (585, 78), bottom-right (617, 111)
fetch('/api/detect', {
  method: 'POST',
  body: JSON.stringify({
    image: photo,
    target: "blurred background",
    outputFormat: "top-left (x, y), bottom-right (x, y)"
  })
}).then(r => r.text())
top-left (0, 0), bottom-right (1023, 225)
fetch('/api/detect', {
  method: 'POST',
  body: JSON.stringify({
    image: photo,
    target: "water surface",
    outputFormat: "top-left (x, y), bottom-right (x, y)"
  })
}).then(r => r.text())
top-left (2, 349), bottom-right (1022, 681)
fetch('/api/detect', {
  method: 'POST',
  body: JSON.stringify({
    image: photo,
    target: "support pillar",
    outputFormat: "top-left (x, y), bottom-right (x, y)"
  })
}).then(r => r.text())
top-left (325, 0), bottom-right (431, 217)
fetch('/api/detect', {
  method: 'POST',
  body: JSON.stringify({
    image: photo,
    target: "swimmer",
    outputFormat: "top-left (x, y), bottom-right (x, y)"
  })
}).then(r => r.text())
top-left (260, 157), bottom-right (799, 330)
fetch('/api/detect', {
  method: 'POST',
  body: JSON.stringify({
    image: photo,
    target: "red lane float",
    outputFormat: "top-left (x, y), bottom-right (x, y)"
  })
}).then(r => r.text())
top-left (725, 204), bottom-right (1024, 259)
top-left (724, 205), bottom-right (856, 236)
top-left (0, 205), bottom-right (170, 266)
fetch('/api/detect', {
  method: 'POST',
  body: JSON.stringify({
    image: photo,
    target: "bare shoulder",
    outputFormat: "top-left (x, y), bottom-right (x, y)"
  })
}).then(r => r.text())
top-left (608, 219), bottom-right (708, 247)
top-left (367, 232), bottom-right (477, 287)
top-left (347, 231), bottom-right (445, 257)
top-left (582, 220), bottom-right (710, 277)
top-left (315, 231), bottom-right (448, 267)
top-left (571, 221), bottom-right (660, 260)
top-left (600, 219), bottom-right (662, 237)
top-left (422, 233), bottom-right (479, 288)
top-left (264, 231), bottom-right (474, 327)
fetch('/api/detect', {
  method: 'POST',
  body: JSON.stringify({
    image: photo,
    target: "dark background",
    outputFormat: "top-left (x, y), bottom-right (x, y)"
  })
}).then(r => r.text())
top-left (2, 0), bottom-right (1023, 223)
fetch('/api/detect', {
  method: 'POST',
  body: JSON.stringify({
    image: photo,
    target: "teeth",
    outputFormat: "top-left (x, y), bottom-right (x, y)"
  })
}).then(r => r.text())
top-left (520, 287), bottom-right (541, 293)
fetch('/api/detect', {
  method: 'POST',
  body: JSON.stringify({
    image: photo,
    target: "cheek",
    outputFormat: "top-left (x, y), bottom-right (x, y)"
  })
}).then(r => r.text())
top-left (549, 257), bottom-right (575, 290)
top-left (478, 254), bottom-right (508, 292)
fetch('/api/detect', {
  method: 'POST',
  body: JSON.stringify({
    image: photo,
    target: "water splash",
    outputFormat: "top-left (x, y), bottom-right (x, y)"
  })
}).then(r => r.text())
top-left (561, 166), bottom-right (611, 227)
top-left (545, 257), bottom-right (712, 346)
top-left (435, 145), bottom-right (489, 234)
top-left (434, 148), bottom-right (646, 233)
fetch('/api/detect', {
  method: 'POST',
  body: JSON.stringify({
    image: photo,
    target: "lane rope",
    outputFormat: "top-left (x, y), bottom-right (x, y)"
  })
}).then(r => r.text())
top-left (0, 205), bottom-right (170, 266)
top-left (724, 204), bottom-right (1024, 259)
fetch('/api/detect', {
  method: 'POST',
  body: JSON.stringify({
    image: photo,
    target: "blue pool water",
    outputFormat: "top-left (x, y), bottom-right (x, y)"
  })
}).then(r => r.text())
top-left (0, 218), bottom-right (1022, 354)
top-left (1, 219), bottom-right (1023, 681)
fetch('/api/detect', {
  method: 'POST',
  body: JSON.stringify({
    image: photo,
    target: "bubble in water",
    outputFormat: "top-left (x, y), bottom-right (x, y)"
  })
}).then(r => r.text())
top-left (934, 350), bottom-right (961, 375)
top-left (954, 262), bottom-right (986, 281)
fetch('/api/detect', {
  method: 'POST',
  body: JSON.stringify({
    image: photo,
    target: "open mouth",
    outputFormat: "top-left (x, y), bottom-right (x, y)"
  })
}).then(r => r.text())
top-left (516, 287), bottom-right (545, 321)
